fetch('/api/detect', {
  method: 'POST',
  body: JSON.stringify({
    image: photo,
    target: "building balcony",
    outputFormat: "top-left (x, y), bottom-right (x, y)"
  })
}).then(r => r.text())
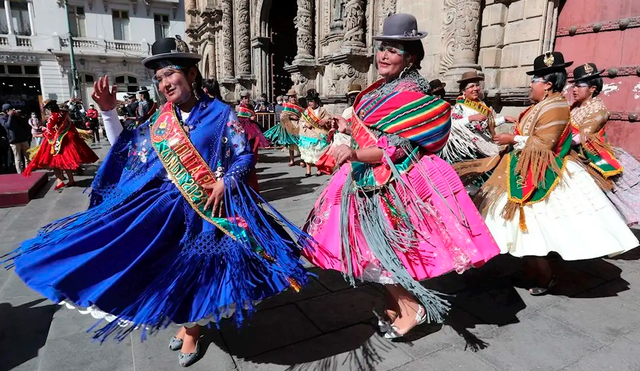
top-left (0, 34), bottom-right (33, 49)
top-left (57, 37), bottom-right (151, 58)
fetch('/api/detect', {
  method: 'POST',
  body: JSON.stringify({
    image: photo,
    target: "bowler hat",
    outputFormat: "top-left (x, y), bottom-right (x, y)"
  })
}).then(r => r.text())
top-left (1, 103), bottom-right (11, 111)
top-left (570, 63), bottom-right (605, 83)
top-left (526, 51), bottom-right (573, 76)
top-left (43, 100), bottom-right (58, 110)
top-left (286, 88), bottom-right (297, 96)
top-left (457, 71), bottom-right (484, 84)
top-left (347, 84), bottom-right (362, 96)
top-left (373, 14), bottom-right (427, 41)
top-left (428, 79), bottom-right (446, 92)
top-left (142, 36), bottom-right (201, 70)
top-left (137, 86), bottom-right (150, 94)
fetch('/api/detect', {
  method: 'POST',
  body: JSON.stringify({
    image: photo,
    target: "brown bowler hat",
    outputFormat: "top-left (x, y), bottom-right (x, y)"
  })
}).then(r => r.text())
top-left (286, 88), bottom-right (297, 96)
top-left (428, 79), bottom-right (446, 92)
top-left (457, 71), bottom-right (484, 84)
top-left (347, 84), bottom-right (362, 96)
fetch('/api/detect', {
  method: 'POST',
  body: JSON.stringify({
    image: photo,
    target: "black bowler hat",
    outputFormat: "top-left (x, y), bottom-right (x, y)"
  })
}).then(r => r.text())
top-left (373, 14), bottom-right (427, 41)
top-left (137, 86), bottom-right (150, 94)
top-left (142, 36), bottom-right (201, 70)
top-left (570, 63), bottom-right (605, 83)
top-left (428, 79), bottom-right (446, 93)
top-left (526, 51), bottom-right (573, 76)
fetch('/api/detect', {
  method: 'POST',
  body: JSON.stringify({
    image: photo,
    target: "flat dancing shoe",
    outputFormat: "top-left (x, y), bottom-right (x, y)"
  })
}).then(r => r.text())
top-left (384, 305), bottom-right (427, 340)
top-left (54, 182), bottom-right (65, 190)
top-left (178, 339), bottom-right (200, 367)
top-left (169, 336), bottom-right (183, 351)
top-left (529, 276), bottom-right (558, 296)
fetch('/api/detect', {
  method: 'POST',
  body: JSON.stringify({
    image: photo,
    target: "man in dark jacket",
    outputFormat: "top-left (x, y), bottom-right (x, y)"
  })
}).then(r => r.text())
top-left (0, 103), bottom-right (32, 174)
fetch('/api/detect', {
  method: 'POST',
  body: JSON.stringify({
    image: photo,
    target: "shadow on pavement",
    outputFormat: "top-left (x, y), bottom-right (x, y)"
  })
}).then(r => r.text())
top-left (259, 177), bottom-right (323, 203)
top-left (0, 298), bottom-right (57, 371)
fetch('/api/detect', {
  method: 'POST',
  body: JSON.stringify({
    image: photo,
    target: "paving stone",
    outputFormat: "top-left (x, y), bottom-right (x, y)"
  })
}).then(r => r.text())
top-left (295, 285), bottom-right (383, 333)
top-left (447, 281), bottom-right (526, 327)
top-left (38, 332), bottom-right (134, 371)
top-left (238, 324), bottom-right (412, 371)
top-left (0, 273), bottom-right (44, 300)
top-left (540, 294), bottom-right (640, 344)
top-left (308, 267), bottom-right (353, 293)
top-left (397, 343), bottom-right (499, 371)
top-left (562, 336), bottom-right (640, 371)
top-left (0, 297), bottom-right (56, 371)
top-left (472, 312), bottom-right (603, 371)
top-left (395, 305), bottom-right (496, 359)
top-left (219, 304), bottom-right (322, 358)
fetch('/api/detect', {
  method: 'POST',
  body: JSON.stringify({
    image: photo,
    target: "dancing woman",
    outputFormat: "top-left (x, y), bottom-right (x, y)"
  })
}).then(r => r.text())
top-left (475, 52), bottom-right (638, 295)
top-left (298, 89), bottom-right (332, 177)
top-left (569, 63), bottom-right (640, 226)
top-left (303, 14), bottom-right (500, 339)
top-left (24, 100), bottom-right (99, 189)
top-left (4, 38), bottom-right (313, 367)
top-left (265, 89), bottom-right (304, 166)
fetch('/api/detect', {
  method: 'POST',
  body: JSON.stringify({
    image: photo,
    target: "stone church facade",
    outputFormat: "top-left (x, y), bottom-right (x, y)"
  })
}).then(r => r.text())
top-left (183, 0), bottom-right (572, 114)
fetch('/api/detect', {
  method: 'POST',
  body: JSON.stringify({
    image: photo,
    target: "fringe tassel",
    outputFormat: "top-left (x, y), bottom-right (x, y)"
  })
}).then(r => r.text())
top-left (518, 204), bottom-right (528, 233)
top-left (514, 146), bottom-right (561, 187)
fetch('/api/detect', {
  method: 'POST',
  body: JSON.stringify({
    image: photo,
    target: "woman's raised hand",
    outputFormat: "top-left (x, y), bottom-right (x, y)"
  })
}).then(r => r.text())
top-left (91, 75), bottom-right (118, 112)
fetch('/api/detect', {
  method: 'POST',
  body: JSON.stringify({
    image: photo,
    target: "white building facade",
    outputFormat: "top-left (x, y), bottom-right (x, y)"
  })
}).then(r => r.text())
top-left (0, 0), bottom-right (185, 114)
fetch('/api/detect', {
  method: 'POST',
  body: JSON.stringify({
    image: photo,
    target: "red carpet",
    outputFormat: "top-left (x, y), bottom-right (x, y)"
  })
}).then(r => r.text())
top-left (0, 173), bottom-right (48, 208)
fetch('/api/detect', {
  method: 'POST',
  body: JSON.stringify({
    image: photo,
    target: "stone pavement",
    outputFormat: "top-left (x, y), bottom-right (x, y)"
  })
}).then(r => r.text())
top-left (1, 146), bottom-right (640, 371)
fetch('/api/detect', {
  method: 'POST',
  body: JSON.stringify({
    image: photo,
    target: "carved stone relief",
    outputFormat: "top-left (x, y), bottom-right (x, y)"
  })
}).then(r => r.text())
top-left (331, 0), bottom-right (347, 30)
top-left (294, 0), bottom-right (315, 61)
top-left (220, 0), bottom-right (235, 79)
top-left (343, 0), bottom-right (366, 46)
top-left (236, 0), bottom-right (251, 76)
top-left (439, 0), bottom-right (460, 74)
top-left (377, 0), bottom-right (397, 33)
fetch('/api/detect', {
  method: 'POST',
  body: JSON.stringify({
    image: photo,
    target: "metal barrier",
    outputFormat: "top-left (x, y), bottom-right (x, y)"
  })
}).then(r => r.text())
top-left (256, 112), bottom-right (278, 131)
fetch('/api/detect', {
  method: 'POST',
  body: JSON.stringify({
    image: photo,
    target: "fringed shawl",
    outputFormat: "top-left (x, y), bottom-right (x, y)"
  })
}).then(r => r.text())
top-left (570, 97), bottom-right (622, 179)
top-left (475, 93), bottom-right (572, 228)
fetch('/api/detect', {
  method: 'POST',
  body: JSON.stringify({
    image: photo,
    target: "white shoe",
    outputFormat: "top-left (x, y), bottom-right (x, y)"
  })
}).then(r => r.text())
top-left (384, 305), bottom-right (427, 339)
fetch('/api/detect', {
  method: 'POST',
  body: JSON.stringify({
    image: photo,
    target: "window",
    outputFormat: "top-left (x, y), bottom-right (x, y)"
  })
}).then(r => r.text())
top-left (7, 65), bottom-right (22, 74)
top-left (154, 14), bottom-right (170, 41)
top-left (9, 1), bottom-right (30, 35)
top-left (80, 73), bottom-right (94, 83)
top-left (112, 10), bottom-right (130, 41)
top-left (115, 75), bottom-right (139, 93)
top-left (68, 6), bottom-right (86, 38)
top-left (24, 66), bottom-right (39, 75)
top-left (0, 65), bottom-right (5, 74)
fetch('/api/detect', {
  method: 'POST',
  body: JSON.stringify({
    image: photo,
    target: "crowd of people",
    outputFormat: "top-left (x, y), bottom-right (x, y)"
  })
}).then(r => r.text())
top-left (2, 13), bottom-right (639, 369)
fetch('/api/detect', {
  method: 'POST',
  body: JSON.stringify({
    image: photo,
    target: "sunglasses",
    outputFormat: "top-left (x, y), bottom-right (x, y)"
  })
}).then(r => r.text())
top-left (375, 41), bottom-right (407, 55)
top-left (531, 76), bottom-right (548, 84)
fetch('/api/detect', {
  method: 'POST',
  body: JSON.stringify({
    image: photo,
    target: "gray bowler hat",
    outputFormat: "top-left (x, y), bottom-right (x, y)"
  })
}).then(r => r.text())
top-left (373, 14), bottom-right (427, 41)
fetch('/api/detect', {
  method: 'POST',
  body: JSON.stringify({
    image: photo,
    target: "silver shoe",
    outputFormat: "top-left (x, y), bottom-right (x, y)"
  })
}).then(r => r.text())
top-left (178, 339), bottom-right (200, 367)
top-left (169, 336), bottom-right (183, 351)
top-left (384, 305), bottom-right (427, 340)
top-left (372, 310), bottom-right (392, 333)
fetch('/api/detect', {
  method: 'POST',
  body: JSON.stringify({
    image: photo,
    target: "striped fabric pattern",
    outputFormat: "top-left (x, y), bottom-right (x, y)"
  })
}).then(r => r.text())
top-left (237, 105), bottom-right (254, 119)
top-left (282, 102), bottom-right (303, 116)
top-left (367, 94), bottom-right (452, 153)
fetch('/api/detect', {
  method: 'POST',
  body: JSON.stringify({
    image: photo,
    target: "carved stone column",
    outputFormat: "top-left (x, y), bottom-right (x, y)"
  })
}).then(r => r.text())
top-left (220, 0), bottom-right (235, 80)
top-left (294, 0), bottom-right (315, 63)
top-left (342, 0), bottom-right (366, 48)
top-left (443, 0), bottom-right (482, 87)
top-left (236, 0), bottom-right (252, 78)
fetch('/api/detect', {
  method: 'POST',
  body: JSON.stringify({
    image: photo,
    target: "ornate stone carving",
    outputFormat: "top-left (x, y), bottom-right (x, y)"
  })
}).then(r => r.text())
top-left (221, 0), bottom-right (235, 79)
top-left (290, 71), bottom-right (309, 94)
top-left (331, 0), bottom-right (347, 30)
top-left (377, 0), bottom-right (397, 32)
top-left (455, 0), bottom-right (481, 58)
top-left (439, 0), bottom-right (459, 74)
top-left (343, 0), bottom-right (366, 47)
top-left (326, 62), bottom-right (367, 97)
top-left (442, 0), bottom-right (482, 85)
top-left (236, 0), bottom-right (251, 77)
top-left (294, 0), bottom-right (315, 61)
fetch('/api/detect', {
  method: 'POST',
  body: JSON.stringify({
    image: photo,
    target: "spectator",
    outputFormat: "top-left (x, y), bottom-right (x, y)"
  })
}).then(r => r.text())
top-left (254, 93), bottom-right (271, 112)
top-left (85, 104), bottom-right (100, 143)
top-left (29, 112), bottom-right (44, 146)
top-left (0, 103), bottom-right (31, 174)
top-left (136, 87), bottom-right (156, 124)
top-left (274, 95), bottom-right (284, 123)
